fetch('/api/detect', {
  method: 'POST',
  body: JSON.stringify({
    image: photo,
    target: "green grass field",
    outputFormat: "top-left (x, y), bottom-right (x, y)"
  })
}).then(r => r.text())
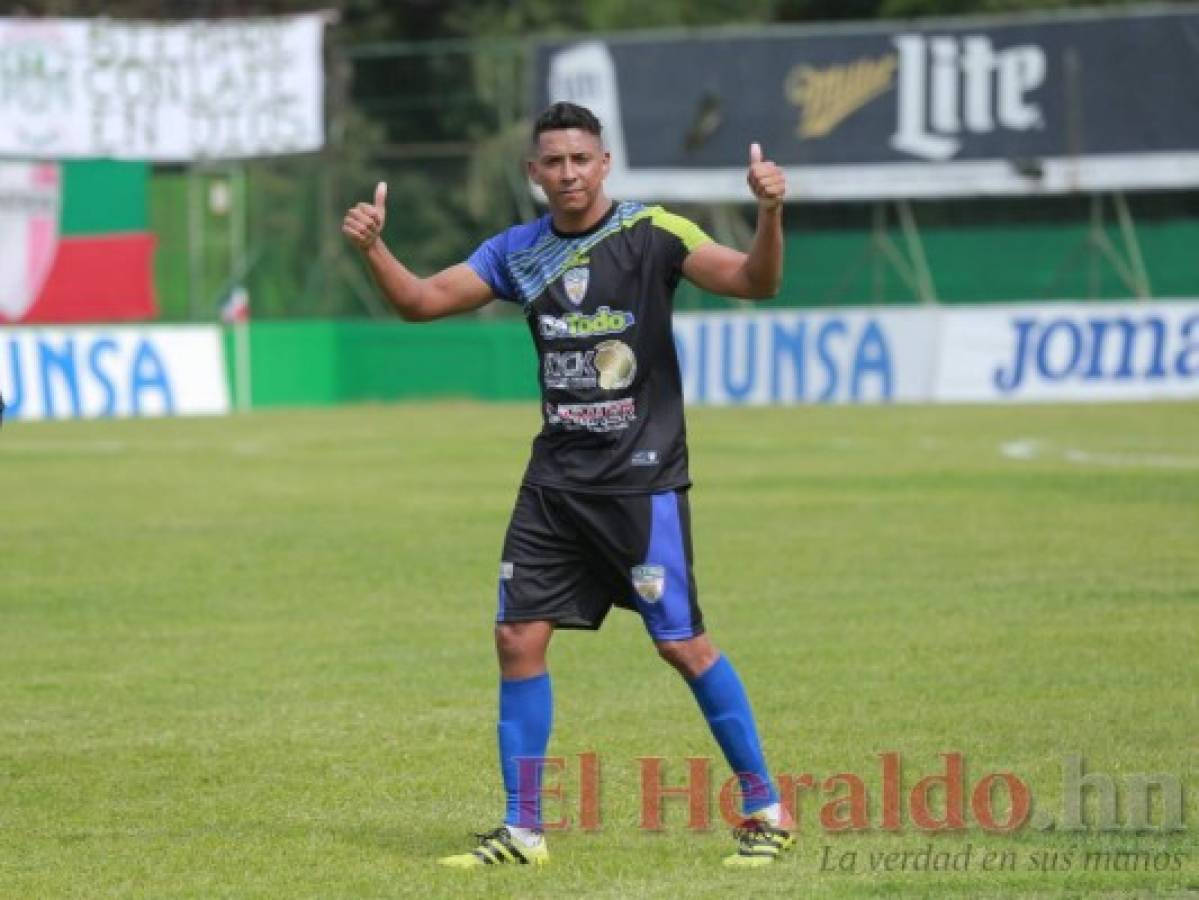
top-left (1, 402), bottom-right (1196, 898)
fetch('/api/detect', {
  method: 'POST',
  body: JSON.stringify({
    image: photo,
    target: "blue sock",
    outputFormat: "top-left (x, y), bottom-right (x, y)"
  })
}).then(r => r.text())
top-left (687, 655), bottom-right (779, 814)
top-left (498, 672), bottom-right (553, 828)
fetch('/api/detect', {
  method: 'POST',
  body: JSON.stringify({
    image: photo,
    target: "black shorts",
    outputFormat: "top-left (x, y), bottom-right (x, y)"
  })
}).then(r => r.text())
top-left (496, 484), bottom-right (705, 641)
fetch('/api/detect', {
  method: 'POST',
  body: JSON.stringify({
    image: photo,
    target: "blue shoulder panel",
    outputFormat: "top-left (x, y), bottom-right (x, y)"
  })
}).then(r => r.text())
top-left (468, 202), bottom-right (649, 307)
top-left (467, 217), bottom-right (550, 303)
top-left (508, 202), bottom-right (648, 305)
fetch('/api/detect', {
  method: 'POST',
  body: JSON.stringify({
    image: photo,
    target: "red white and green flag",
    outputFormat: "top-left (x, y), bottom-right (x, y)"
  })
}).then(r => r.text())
top-left (0, 160), bottom-right (156, 324)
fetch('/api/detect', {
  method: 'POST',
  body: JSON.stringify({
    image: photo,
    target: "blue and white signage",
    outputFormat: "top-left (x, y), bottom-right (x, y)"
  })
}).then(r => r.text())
top-left (673, 310), bottom-right (936, 405)
top-left (674, 303), bottom-right (1199, 406)
top-left (0, 326), bottom-right (230, 421)
top-left (934, 303), bottom-right (1199, 403)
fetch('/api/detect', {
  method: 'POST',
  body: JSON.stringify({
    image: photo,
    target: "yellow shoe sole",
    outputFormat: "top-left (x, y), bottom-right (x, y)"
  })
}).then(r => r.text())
top-left (437, 849), bottom-right (549, 868)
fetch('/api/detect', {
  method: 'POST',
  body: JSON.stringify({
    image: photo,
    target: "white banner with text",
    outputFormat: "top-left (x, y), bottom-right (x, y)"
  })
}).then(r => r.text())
top-left (0, 15), bottom-right (325, 161)
top-left (0, 325), bottom-right (230, 420)
top-left (675, 302), bottom-right (1199, 405)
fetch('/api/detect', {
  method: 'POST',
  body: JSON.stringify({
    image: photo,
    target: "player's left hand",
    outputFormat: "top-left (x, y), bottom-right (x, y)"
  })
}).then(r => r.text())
top-left (747, 142), bottom-right (785, 211)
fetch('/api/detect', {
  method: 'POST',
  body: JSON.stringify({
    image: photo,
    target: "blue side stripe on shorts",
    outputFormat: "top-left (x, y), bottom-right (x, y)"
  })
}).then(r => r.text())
top-left (636, 491), bottom-right (693, 640)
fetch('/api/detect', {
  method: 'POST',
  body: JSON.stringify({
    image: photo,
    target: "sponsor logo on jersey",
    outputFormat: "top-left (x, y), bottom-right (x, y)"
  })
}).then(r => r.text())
top-left (631, 564), bottom-right (666, 602)
top-left (594, 339), bottom-right (636, 390)
top-left (631, 450), bottom-right (659, 467)
top-left (538, 306), bottom-right (635, 340)
top-left (545, 397), bottom-right (636, 432)
top-left (562, 266), bottom-right (589, 306)
top-left (543, 340), bottom-right (636, 391)
top-left (544, 349), bottom-right (597, 389)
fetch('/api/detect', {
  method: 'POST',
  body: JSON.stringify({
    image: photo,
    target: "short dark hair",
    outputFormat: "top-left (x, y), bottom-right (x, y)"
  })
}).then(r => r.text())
top-left (533, 102), bottom-right (602, 141)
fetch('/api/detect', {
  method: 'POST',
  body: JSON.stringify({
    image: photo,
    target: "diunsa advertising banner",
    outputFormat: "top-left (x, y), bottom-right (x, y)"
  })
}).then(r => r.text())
top-left (673, 309), bottom-right (937, 405)
top-left (0, 326), bottom-right (230, 420)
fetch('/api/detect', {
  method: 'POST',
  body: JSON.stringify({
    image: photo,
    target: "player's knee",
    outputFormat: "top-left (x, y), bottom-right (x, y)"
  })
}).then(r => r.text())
top-left (494, 624), bottom-right (526, 664)
top-left (494, 621), bottom-right (550, 671)
top-left (655, 636), bottom-right (718, 679)
top-left (655, 642), bottom-right (686, 673)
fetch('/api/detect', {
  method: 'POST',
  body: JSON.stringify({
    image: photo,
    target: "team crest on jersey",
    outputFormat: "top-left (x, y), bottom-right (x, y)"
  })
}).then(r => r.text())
top-left (632, 564), bottom-right (666, 603)
top-left (562, 266), bottom-right (589, 306)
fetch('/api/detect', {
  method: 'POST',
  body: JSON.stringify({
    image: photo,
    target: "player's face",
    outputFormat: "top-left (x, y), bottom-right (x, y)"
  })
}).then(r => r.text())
top-left (528, 128), bottom-right (610, 217)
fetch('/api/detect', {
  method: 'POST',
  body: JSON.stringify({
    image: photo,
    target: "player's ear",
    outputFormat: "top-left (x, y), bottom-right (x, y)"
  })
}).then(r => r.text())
top-left (600, 149), bottom-right (611, 178)
top-left (525, 155), bottom-right (540, 186)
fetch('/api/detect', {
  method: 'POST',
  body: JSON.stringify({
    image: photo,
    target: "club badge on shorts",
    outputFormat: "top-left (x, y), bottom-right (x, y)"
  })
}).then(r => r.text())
top-left (563, 266), bottom-right (589, 306)
top-left (632, 564), bottom-right (666, 602)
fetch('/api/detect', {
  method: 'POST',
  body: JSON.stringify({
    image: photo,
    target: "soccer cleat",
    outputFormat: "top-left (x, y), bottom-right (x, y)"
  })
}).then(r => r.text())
top-left (722, 817), bottom-right (796, 867)
top-left (437, 826), bottom-right (548, 868)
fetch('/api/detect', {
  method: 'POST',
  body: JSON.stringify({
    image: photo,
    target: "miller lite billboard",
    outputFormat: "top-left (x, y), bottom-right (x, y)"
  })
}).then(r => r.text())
top-left (535, 7), bottom-right (1199, 201)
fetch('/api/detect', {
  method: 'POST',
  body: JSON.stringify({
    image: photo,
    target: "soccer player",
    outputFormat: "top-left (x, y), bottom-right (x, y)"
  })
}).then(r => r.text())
top-left (343, 101), bottom-right (790, 868)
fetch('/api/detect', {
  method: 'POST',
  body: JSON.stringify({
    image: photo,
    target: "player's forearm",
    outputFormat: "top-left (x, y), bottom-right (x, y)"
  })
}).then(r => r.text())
top-left (362, 241), bottom-right (436, 322)
top-left (741, 204), bottom-right (784, 299)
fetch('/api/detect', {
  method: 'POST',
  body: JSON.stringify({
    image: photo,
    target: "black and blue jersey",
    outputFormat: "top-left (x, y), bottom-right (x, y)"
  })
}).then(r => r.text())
top-left (468, 200), bottom-right (711, 494)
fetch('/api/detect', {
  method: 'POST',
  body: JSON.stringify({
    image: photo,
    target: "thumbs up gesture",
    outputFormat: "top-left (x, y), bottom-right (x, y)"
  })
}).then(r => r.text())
top-left (342, 181), bottom-right (388, 251)
top-left (746, 143), bottom-right (785, 211)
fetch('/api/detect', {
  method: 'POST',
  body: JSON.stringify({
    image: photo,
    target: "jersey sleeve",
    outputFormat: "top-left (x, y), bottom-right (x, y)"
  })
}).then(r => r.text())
top-left (648, 208), bottom-right (713, 273)
top-left (466, 231), bottom-right (519, 303)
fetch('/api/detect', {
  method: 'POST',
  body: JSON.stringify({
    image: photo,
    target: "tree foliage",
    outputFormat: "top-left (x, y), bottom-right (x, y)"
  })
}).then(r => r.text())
top-left (9, 0), bottom-right (1183, 36)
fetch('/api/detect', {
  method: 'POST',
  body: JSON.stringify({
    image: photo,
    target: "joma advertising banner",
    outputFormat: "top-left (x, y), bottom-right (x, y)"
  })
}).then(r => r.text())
top-left (674, 302), bottom-right (1199, 406)
top-left (934, 302), bottom-right (1199, 403)
top-left (1, 161), bottom-right (155, 324)
top-left (0, 14), bottom-right (325, 161)
top-left (0, 326), bottom-right (230, 420)
top-left (536, 8), bottom-right (1199, 201)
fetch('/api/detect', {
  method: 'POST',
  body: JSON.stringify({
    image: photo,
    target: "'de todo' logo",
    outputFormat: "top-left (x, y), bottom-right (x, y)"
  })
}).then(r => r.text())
top-left (539, 306), bottom-right (635, 340)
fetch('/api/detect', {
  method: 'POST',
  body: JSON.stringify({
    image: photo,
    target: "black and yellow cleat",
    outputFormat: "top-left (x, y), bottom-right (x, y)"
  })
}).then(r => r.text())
top-left (437, 826), bottom-right (549, 869)
top-left (722, 817), bottom-right (796, 867)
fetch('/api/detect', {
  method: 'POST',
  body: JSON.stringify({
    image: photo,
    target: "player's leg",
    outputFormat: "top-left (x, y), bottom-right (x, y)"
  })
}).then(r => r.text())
top-left (439, 626), bottom-right (555, 870)
top-left (439, 486), bottom-right (594, 869)
top-left (655, 633), bottom-right (793, 865)
top-left (654, 638), bottom-right (784, 826)
top-left (629, 490), bottom-right (793, 866)
top-left (655, 634), bottom-right (778, 815)
top-left (495, 620), bottom-right (554, 844)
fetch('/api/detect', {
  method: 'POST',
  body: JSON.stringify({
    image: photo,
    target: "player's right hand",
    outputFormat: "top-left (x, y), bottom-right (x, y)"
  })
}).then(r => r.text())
top-left (342, 181), bottom-right (387, 251)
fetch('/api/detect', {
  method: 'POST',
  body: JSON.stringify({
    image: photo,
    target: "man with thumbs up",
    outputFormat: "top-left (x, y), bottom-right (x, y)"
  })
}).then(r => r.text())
top-left (345, 101), bottom-right (790, 869)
